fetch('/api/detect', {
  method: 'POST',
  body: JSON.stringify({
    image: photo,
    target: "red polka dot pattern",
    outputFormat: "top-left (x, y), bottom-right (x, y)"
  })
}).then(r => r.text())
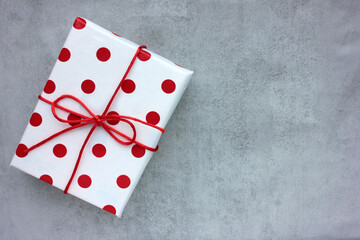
top-left (138, 49), bottom-right (151, 61)
top-left (73, 17), bottom-right (86, 30)
top-left (121, 79), bottom-right (136, 94)
top-left (131, 145), bottom-right (145, 158)
top-left (78, 174), bottom-right (92, 188)
top-left (106, 111), bottom-right (120, 125)
top-left (92, 144), bottom-right (106, 158)
top-left (96, 47), bottom-right (111, 62)
top-left (117, 175), bottom-right (131, 189)
top-left (40, 174), bottom-right (53, 185)
top-left (161, 79), bottom-right (176, 94)
top-left (53, 144), bottom-right (67, 158)
top-left (13, 26), bottom-right (187, 213)
top-left (67, 113), bottom-right (82, 126)
top-left (44, 80), bottom-right (56, 94)
top-left (103, 205), bottom-right (116, 215)
top-left (81, 79), bottom-right (95, 94)
top-left (30, 112), bottom-right (42, 127)
top-left (58, 48), bottom-right (71, 62)
top-left (16, 144), bottom-right (28, 158)
top-left (146, 111), bottom-right (160, 125)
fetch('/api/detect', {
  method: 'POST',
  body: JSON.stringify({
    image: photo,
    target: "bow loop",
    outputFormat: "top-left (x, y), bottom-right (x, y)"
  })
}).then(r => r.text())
top-left (49, 94), bottom-right (139, 145)
top-left (51, 94), bottom-right (96, 125)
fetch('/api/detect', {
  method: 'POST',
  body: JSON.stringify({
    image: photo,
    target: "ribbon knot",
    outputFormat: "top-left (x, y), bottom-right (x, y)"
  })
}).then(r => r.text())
top-left (26, 45), bottom-right (165, 194)
top-left (95, 115), bottom-right (102, 126)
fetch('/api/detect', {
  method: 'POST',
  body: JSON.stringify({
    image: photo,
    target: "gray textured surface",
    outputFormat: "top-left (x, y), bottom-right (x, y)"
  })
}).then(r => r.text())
top-left (1, 0), bottom-right (360, 239)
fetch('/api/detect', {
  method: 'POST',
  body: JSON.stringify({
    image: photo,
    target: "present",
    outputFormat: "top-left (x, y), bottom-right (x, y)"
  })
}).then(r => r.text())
top-left (10, 17), bottom-right (193, 217)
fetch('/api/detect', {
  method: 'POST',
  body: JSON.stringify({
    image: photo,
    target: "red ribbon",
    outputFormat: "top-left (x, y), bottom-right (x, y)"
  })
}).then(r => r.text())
top-left (23, 45), bottom-right (165, 194)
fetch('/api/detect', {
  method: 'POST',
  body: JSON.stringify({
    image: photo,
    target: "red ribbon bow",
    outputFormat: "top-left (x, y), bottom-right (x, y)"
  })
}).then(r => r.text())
top-left (23, 45), bottom-right (165, 194)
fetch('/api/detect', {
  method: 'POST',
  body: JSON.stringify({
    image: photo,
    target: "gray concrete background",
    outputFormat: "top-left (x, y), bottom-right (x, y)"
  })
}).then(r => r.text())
top-left (1, 0), bottom-right (360, 239)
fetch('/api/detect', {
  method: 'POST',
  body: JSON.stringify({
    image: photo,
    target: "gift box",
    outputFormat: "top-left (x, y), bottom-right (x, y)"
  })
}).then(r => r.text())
top-left (10, 17), bottom-right (193, 217)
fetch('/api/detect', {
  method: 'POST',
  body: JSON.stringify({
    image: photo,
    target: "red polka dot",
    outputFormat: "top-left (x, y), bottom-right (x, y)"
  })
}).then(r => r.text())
top-left (121, 79), bottom-right (136, 94)
top-left (44, 80), bottom-right (56, 94)
top-left (16, 144), bottom-right (28, 158)
top-left (131, 145), bottom-right (145, 158)
top-left (146, 111), bottom-right (160, 125)
top-left (92, 144), bottom-right (106, 158)
top-left (138, 49), bottom-right (151, 61)
top-left (67, 113), bottom-right (82, 126)
top-left (53, 144), bottom-right (67, 158)
top-left (73, 17), bottom-right (86, 30)
top-left (81, 79), bottom-right (95, 94)
top-left (112, 32), bottom-right (121, 37)
top-left (117, 175), bottom-right (131, 189)
top-left (78, 174), bottom-right (92, 188)
top-left (106, 111), bottom-right (120, 125)
top-left (103, 205), bottom-right (116, 215)
top-left (58, 48), bottom-right (71, 62)
top-left (30, 112), bottom-right (42, 127)
top-left (40, 174), bottom-right (53, 185)
top-left (161, 79), bottom-right (176, 94)
top-left (96, 47), bottom-right (111, 62)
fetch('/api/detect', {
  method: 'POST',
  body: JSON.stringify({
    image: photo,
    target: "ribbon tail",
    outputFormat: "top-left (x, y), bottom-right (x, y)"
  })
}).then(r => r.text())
top-left (64, 124), bottom-right (98, 194)
top-left (26, 122), bottom-right (92, 153)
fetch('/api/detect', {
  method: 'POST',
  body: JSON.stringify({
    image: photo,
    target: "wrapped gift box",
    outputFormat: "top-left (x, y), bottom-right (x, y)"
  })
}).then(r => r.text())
top-left (10, 17), bottom-right (193, 217)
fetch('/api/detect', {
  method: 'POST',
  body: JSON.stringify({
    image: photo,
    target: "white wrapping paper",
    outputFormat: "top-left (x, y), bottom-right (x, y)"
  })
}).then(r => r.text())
top-left (10, 17), bottom-right (193, 217)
